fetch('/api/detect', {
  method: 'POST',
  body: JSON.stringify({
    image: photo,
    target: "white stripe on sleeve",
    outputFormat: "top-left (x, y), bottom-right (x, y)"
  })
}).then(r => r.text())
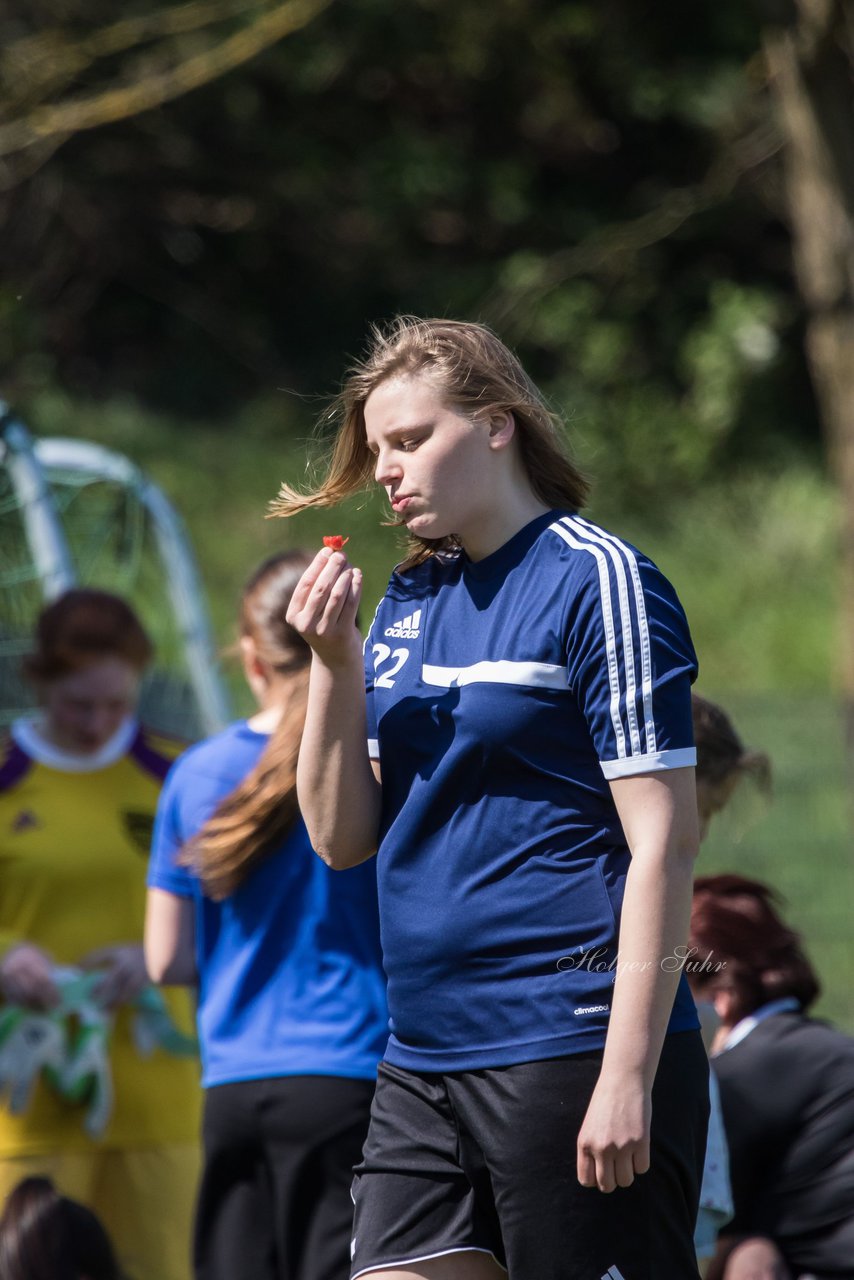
top-left (600, 747), bottom-right (696, 780)
top-left (574, 515), bottom-right (656, 752)
top-left (562, 517), bottom-right (642, 756)
top-left (549, 520), bottom-right (627, 758)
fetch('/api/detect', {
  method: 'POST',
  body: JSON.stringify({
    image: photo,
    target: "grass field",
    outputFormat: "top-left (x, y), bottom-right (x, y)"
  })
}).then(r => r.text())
top-left (13, 389), bottom-right (853, 1031)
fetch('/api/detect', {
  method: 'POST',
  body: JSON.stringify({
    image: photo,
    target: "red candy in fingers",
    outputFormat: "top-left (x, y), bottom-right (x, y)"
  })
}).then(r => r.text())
top-left (322, 535), bottom-right (350, 551)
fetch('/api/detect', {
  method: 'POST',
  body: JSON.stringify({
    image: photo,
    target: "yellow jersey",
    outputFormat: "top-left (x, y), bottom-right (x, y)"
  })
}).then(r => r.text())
top-left (0, 718), bottom-right (201, 1155)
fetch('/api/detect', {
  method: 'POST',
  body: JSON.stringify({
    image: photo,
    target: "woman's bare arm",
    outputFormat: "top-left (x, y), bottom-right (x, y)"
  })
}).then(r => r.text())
top-left (576, 766), bottom-right (700, 1192)
top-left (144, 889), bottom-right (197, 985)
top-left (287, 547), bottom-right (382, 868)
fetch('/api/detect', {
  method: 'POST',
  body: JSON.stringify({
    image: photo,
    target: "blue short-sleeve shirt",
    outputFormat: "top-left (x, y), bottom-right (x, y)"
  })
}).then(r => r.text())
top-left (148, 722), bottom-right (388, 1087)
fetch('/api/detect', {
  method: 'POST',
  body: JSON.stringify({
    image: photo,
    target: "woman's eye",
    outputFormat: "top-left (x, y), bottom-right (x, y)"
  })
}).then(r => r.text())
top-left (400, 438), bottom-right (422, 452)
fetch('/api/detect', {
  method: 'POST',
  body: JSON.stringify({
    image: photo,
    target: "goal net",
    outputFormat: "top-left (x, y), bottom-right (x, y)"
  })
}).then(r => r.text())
top-left (0, 408), bottom-right (229, 741)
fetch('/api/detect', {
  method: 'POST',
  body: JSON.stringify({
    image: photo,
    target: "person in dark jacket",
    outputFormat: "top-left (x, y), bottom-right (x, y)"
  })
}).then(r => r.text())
top-left (689, 873), bottom-right (854, 1280)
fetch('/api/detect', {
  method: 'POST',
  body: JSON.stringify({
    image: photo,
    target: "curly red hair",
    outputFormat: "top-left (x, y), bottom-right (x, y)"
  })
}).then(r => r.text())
top-left (689, 874), bottom-right (820, 1023)
top-left (24, 589), bottom-right (152, 682)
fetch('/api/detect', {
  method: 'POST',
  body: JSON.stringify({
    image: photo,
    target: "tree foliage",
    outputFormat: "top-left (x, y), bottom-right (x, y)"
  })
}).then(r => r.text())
top-left (0, 0), bottom-right (824, 514)
top-left (759, 0), bottom-right (854, 784)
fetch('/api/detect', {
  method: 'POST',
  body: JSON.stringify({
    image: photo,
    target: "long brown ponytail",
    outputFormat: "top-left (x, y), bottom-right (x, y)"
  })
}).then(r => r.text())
top-left (181, 552), bottom-right (313, 900)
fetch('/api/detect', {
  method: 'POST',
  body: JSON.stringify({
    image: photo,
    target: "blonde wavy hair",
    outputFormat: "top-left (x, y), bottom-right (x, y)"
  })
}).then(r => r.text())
top-left (271, 316), bottom-right (589, 565)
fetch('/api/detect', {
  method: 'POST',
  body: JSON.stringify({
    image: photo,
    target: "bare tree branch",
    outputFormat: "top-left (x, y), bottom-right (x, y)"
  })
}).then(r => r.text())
top-left (0, 138), bottom-right (63, 192)
top-left (483, 111), bottom-right (783, 339)
top-left (0, 0), bottom-right (332, 159)
top-left (0, 0), bottom-right (262, 109)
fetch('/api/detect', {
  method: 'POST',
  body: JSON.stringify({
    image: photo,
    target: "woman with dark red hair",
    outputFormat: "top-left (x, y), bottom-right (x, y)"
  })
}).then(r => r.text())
top-left (688, 874), bottom-right (854, 1280)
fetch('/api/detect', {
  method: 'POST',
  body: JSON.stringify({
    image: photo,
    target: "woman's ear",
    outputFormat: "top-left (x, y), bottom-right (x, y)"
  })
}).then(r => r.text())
top-left (239, 636), bottom-right (264, 683)
top-left (240, 635), bottom-right (273, 706)
top-left (486, 409), bottom-right (516, 451)
top-left (712, 984), bottom-right (738, 1028)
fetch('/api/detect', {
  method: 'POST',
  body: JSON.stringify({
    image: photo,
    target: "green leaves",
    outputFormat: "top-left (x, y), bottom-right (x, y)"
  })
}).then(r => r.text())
top-left (0, 0), bottom-right (819, 498)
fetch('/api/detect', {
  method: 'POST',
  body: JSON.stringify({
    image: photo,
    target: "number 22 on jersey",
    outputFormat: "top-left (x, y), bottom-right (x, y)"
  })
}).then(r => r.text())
top-left (372, 644), bottom-right (409, 688)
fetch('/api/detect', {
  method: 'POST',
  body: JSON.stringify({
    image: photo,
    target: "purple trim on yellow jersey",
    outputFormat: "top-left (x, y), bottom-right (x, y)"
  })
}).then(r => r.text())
top-left (0, 740), bottom-right (34, 793)
top-left (129, 728), bottom-right (181, 783)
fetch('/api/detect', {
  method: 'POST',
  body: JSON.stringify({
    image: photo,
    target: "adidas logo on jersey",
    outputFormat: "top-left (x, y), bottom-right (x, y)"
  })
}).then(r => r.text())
top-left (384, 609), bottom-right (422, 639)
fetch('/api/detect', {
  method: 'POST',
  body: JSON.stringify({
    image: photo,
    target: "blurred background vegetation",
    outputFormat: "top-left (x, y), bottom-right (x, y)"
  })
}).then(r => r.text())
top-left (0, 0), bottom-right (851, 1023)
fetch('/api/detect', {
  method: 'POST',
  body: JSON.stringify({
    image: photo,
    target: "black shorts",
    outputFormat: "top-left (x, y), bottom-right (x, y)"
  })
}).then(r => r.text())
top-left (350, 1031), bottom-right (709, 1280)
top-left (195, 1074), bottom-right (375, 1280)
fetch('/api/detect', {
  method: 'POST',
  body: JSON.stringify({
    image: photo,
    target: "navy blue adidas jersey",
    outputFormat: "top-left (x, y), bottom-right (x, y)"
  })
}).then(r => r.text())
top-left (364, 509), bottom-right (700, 1071)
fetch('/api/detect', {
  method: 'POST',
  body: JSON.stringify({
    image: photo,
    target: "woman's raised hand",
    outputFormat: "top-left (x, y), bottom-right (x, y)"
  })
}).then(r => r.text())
top-left (285, 547), bottom-right (363, 666)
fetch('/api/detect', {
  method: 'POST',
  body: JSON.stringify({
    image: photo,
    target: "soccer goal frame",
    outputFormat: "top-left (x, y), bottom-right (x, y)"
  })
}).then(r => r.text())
top-left (0, 404), bottom-right (230, 737)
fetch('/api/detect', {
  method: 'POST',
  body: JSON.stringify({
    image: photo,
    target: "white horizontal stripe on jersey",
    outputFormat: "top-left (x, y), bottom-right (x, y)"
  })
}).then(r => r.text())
top-left (562, 517), bottom-right (642, 756)
top-left (574, 514), bottom-right (656, 753)
top-left (599, 747), bottom-right (696, 780)
top-left (367, 738), bottom-right (380, 759)
top-left (421, 660), bottom-right (569, 690)
top-left (549, 521), bottom-right (627, 758)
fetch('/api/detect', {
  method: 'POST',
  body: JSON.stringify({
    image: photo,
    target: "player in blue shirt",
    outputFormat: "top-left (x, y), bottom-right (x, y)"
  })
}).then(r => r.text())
top-left (274, 319), bottom-right (709, 1280)
top-left (144, 552), bottom-right (388, 1280)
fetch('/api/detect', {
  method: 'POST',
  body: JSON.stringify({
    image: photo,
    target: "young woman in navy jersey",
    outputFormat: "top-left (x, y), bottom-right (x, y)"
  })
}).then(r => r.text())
top-left (275, 319), bottom-right (709, 1280)
top-left (144, 552), bottom-right (388, 1280)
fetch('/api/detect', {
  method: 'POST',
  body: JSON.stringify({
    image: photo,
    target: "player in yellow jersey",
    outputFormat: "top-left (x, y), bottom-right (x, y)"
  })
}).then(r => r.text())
top-left (0, 589), bottom-right (201, 1280)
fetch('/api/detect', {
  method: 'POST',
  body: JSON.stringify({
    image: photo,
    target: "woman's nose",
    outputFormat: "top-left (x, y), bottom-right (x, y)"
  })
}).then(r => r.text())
top-left (374, 450), bottom-right (401, 486)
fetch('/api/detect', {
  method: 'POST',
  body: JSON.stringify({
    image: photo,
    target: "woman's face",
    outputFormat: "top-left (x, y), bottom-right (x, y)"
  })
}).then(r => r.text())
top-left (364, 373), bottom-right (499, 545)
top-left (40, 657), bottom-right (141, 754)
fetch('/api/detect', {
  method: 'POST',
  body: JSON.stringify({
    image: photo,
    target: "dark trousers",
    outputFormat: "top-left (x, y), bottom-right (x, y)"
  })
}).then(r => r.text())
top-left (195, 1074), bottom-right (375, 1280)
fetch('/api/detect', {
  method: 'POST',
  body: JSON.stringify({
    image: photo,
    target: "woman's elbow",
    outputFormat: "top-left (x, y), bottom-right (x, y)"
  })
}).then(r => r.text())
top-left (144, 949), bottom-right (171, 985)
top-left (145, 941), bottom-right (195, 986)
top-left (313, 838), bottom-right (377, 871)
top-left (304, 812), bottom-right (379, 871)
top-left (144, 891), bottom-right (196, 984)
top-left (145, 945), bottom-right (175, 985)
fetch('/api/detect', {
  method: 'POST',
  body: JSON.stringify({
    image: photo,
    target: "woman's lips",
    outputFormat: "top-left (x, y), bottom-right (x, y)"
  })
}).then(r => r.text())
top-left (391, 495), bottom-right (413, 512)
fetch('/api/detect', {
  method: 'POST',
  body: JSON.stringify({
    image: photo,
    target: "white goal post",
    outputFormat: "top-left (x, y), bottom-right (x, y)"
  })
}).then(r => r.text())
top-left (0, 405), bottom-right (230, 738)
